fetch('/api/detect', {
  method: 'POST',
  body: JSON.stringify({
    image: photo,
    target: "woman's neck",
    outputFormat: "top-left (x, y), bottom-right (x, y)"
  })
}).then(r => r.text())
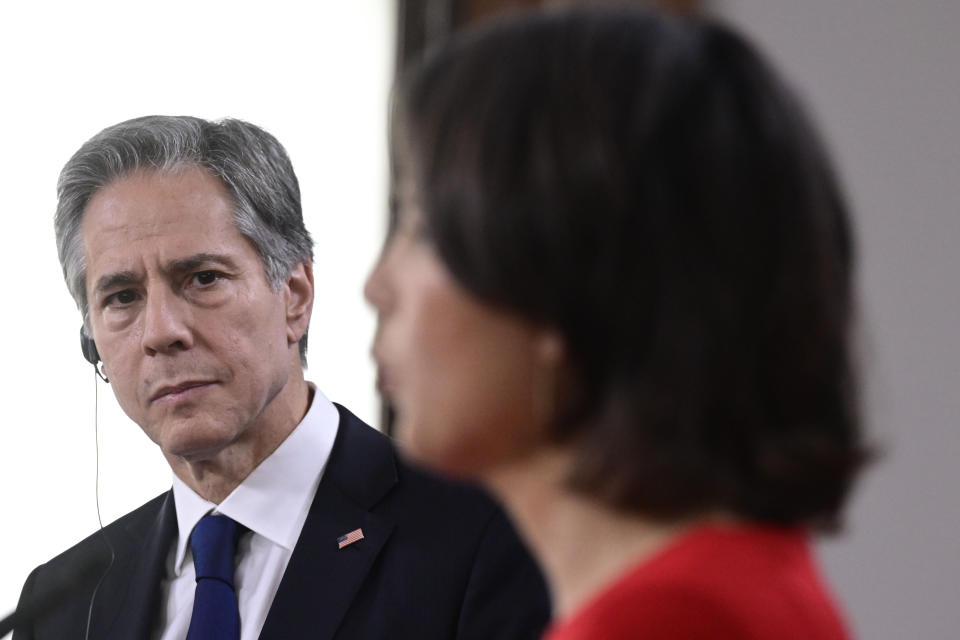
top-left (485, 447), bottom-right (688, 619)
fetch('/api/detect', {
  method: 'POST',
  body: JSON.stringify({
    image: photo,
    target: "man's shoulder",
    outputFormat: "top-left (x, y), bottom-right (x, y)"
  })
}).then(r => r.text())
top-left (330, 403), bottom-right (500, 527)
top-left (14, 492), bottom-right (173, 638)
top-left (33, 491), bottom-right (170, 576)
top-left (322, 404), bottom-right (551, 639)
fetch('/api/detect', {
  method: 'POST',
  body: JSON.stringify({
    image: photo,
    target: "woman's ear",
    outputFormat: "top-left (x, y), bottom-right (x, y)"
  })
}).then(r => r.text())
top-left (531, 328), bottom-right (568, 430)
top-left (535, 329), bottom-right (566, 367)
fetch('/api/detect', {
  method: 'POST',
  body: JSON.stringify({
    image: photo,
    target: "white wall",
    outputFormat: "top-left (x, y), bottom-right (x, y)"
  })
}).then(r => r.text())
top-left (0, 0), bottom-right (393, 621)
top-left (714, 1), bottom-right (960, 637)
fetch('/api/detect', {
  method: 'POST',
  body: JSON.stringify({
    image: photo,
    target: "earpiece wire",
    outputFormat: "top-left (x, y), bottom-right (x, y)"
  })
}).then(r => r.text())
top-left (84, 370), bottom-right (115, 640)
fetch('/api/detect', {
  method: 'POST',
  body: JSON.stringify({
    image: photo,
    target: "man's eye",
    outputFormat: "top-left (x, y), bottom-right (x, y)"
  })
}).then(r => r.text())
top-left (194, 271), bottom-right (220, 286)
top-left (106, 290), bottom-right (137, 306)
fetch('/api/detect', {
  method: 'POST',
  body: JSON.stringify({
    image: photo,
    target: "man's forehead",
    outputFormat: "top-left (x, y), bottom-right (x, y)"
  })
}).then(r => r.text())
top-left (79, 168), bottom-right (254, 284)
top-left (82, 168), bottom-right (237, 237)
top-left (87, 165), bottom-right (229, 207)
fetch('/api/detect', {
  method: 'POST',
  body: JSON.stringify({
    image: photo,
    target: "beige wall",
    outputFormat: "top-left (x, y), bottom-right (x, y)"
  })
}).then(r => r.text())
top-left (715, 1), bottom-right (960, 637)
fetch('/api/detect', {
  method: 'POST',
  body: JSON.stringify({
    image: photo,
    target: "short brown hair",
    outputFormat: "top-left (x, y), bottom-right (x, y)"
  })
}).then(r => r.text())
top-left (397, 6), bottom-right (870, 529)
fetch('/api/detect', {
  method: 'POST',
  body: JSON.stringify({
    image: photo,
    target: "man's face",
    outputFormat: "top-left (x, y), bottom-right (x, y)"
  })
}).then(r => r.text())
top-left (82, 167), bottom-right (310, 462)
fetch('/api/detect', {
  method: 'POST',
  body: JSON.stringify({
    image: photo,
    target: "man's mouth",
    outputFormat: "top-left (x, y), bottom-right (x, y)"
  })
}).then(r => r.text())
top-left (150, 381), bottom-right (216, 403)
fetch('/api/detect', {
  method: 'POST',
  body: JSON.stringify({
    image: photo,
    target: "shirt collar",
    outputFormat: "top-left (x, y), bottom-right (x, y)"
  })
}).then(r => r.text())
top-left (171, 383), bottom-right (339, 575)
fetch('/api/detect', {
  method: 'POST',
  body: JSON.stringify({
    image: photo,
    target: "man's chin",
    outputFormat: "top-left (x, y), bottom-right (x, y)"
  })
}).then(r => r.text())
top-left (156, 425), bottom-right (241, 463)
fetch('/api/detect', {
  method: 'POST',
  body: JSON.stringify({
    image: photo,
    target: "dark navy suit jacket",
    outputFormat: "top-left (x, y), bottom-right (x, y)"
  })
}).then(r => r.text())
top-left (14, 404), bottom-right (550, 639)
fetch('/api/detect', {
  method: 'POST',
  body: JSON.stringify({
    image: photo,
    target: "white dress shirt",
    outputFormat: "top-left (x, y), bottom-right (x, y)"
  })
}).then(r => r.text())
top-left (153, 384), bottom-right (339, 640)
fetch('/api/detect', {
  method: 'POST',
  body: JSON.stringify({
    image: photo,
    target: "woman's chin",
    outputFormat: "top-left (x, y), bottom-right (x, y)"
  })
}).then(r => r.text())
top-left (395, 421), bottom-right (488, 480)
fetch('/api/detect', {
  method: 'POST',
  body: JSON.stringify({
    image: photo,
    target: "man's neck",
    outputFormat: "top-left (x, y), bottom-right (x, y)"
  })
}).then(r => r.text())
top-left (164, 376), bottom-right (312, 504)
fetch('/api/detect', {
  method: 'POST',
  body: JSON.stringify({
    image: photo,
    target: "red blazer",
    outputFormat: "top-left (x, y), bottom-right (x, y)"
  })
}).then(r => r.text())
top-left (545, 525), bottom-right (850, 640)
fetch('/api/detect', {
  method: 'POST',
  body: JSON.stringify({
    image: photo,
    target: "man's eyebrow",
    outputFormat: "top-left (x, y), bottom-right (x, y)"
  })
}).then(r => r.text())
top-left (168, 253), bottom-right (240, 273)
top-left (92, 254), bottom-right (240, 296)
top-left (94, 271), bottom-right (138, 295)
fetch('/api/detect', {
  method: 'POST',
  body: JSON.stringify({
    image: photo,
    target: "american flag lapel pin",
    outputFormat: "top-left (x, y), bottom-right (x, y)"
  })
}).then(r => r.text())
top-left (337, 528), bottom-right (364, 549)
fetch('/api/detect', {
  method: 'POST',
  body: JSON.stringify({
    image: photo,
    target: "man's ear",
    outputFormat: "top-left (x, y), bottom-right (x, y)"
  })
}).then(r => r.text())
top-left (284, 261), bottom-right (314, 345)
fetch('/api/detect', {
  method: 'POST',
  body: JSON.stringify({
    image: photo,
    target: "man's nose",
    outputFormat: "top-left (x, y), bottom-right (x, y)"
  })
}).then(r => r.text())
top-left (141, 287), bottom-right (193, 356)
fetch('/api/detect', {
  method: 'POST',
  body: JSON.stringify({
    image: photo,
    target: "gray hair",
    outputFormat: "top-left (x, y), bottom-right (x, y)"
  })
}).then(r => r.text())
top-left (55, 115), bottom-right (314, 364)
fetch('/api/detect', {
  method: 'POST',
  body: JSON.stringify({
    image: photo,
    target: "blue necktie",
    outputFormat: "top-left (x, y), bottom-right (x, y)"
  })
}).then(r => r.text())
top-left (186, 514), bottom-right (243, 640)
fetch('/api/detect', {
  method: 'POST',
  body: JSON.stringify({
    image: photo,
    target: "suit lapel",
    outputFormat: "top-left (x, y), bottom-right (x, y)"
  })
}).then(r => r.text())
top-left (259, 405), bottom-right (398, 640)
top-left (89, 491), bottom-right (177, 639)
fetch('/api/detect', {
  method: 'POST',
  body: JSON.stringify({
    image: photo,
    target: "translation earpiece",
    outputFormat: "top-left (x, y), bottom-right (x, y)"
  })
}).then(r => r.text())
top-left (80, 326), bottom-right (100, 365)
top-left (80, 326), bottom-right (109, 382)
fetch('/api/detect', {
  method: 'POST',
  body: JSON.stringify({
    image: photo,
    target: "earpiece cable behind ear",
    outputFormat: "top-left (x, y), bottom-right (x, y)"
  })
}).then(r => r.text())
top-left (84, 369), bottom-right (115, 640)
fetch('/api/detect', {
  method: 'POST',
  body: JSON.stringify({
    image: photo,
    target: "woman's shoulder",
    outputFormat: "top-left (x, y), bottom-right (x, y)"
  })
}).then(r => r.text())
top-left (545, 524), bottom-right (851, 640)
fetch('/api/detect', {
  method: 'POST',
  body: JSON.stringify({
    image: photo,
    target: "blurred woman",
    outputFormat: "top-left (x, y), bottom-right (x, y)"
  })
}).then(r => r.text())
top-left (366, 6), bottom-right (869, 639)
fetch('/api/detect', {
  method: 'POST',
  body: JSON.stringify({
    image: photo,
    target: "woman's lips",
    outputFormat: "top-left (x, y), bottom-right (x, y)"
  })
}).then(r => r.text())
top-left (374, 359), bottom-right (396, 397)
top-left (376, 368), bottom-right (392, 395)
